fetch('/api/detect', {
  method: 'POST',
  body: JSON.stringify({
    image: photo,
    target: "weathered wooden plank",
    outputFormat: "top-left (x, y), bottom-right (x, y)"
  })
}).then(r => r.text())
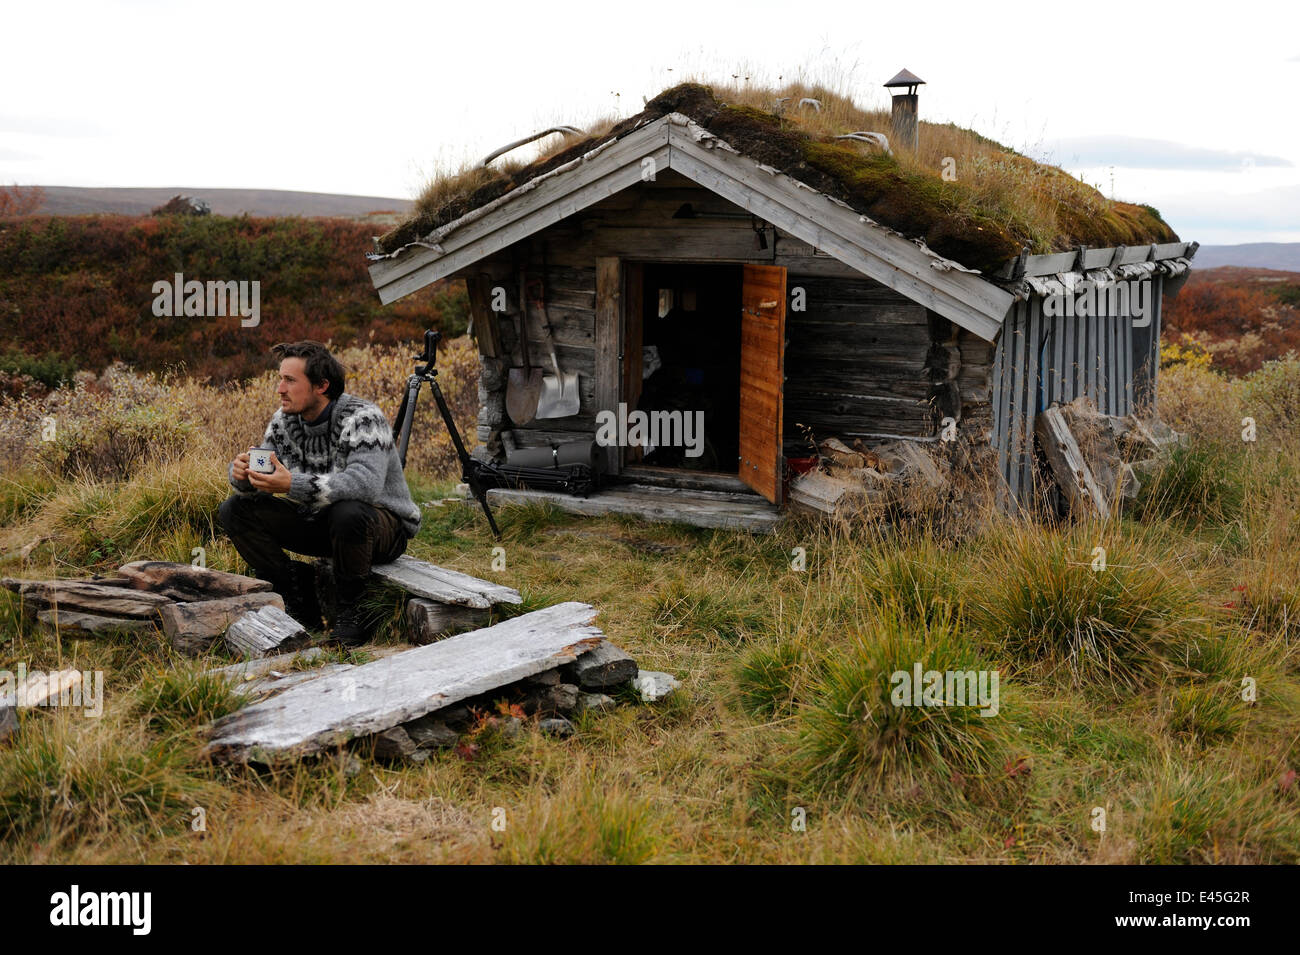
top-left (784, 396), bottom-right (934, 435)
top-left (225, 605), bottom-right (310, 658)
top-left (991, 242), bottom-right (1191, 278)
top-left (486, 484), bottom-right (781, 534)
top-left (117, 561), bottom-right (272, 602)
top-left (594, 256), bottom-right (622, 475)
top-left (1035, 405), bottom-right (1109, 520)
top-left (159, 592), bottom-right (285, 656)
top-left (234, 664), bottom-right (355, 702)
top-left (784, 367), bottom-right (934, 400)
top-left (990, 318), bottom-right (1009, 503)
top-left (371, 132), bottom-right (673, 303)
top-left (464, 273), bottom-right (501, 359)
top-left (211, 648), bottom-right (324, 682)
top-left (202, 602), bottom-right (606, 763)
top-left (1021, 297), bottom-right (1042, 498)
top-left (369, 555), bottom-right (521, 609)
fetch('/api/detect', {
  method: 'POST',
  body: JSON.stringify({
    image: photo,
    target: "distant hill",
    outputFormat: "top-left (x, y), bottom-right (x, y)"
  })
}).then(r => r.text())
top-left (34, 186), bottom-right (413, 220)
top-left (1193, 243), bottom-right (1300, 271)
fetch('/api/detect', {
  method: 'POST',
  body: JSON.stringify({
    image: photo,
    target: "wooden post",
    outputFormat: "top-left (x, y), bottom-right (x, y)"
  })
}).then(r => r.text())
top-left (595, 256), bottom-right (622, 475)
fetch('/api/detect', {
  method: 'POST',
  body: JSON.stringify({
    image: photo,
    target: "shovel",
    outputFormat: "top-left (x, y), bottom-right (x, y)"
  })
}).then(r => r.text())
top-left (531, 271), bottom-right (581, 420)
top-left (505, 273), bottom-right (543, 426)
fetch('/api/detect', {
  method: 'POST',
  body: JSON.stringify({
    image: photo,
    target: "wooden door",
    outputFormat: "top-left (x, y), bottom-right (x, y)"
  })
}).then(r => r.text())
top-left (738, 264), bottom-right (787, 503)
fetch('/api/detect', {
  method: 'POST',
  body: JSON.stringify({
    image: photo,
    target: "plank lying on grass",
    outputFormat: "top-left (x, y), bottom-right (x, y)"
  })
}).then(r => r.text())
top-left (210, 647), bottom-right (324, 682)
top-left (203, 601), bottom-right (602, 763)
top-left (368, 556), bottom-right (522, 609)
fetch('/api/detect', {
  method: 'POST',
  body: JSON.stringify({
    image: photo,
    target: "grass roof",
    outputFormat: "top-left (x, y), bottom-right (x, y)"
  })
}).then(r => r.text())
top-left (378, 81), bottom-right (1178, 275)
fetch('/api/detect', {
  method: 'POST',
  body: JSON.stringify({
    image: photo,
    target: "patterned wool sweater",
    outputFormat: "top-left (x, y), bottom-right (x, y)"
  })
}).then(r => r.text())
top-left (228, 392), bottom-right (421, 539)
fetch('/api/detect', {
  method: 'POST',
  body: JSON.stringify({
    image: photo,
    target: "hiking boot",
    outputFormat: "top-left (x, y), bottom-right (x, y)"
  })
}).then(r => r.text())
top-left (259, 561), bottom-right (325, 632)
top-left (322, 574), bottom-right (372, 649)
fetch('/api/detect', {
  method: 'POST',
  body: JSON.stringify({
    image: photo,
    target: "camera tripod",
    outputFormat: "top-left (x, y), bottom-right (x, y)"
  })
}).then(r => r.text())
top-left (392, 329), bottom-right (501, 539)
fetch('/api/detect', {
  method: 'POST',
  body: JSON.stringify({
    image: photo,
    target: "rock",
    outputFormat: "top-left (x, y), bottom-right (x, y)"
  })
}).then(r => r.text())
top-left (539, 717), bottom-right (574, 738)
top-left (435, 704), bottom-right (474, 730)
top-left (403, 714), bottom-right (461, 749)
top-left (564, 640), bottom-right (637, 691)
top-left (577, 692), bottom-right (616, 714)
top-left (525, 669), bottom-right (561, 687)
top-left (535, 683), bottom-right (579, 716)
top-left (500, 716), bottom-right (523, 739)
top-left (36, 609), bottom-right (156, 638)
top-left (371, 726), bottom-right (418, 760)
top-left (117, 561), bottom-right (272, 601)
top-left (631, 670), bottom-right (681, 702)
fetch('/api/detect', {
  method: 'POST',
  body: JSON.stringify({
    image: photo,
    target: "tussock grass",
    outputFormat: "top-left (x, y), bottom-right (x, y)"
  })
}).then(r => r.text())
top-left (496, 773), bottom-right (666, 865)
top-left (136, 667), bottom-right (243, 734)
top-left (0, 708), bottom-right (210, 855)
top-left (793, 600), bottom-right (1010, 798)
top-left (967, 521), bottom-right (1203, 689)
top-left (1133, 444), bottom-right (1246, 527)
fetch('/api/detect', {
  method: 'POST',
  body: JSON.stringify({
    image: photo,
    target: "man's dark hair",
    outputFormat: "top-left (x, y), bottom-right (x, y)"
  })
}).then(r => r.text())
top-left (271, 341), bottom-right (345, 400)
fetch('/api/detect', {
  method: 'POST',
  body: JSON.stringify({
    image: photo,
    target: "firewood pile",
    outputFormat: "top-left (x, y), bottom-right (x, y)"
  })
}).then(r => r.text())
top-left (788, 436), bottom-right (950, 519)
top-left (2, 558), bottom-right (681, 763)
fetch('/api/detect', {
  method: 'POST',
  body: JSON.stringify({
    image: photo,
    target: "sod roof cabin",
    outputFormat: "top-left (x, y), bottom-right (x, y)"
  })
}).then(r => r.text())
top-left (367, 80), bottom-right (1197, 529)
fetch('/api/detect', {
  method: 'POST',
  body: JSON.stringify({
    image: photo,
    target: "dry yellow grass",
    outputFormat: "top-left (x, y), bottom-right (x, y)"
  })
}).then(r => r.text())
top-left (2, 345), bottom-right (1299, 865)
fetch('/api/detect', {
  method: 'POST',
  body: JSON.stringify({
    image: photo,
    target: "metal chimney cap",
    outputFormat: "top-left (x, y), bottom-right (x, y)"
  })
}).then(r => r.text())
top-left (884, 68), bottom-right (926, 88)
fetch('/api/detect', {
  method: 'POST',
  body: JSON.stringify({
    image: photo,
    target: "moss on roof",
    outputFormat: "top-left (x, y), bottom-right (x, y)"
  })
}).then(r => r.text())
top-left (378, 82), bottom-right (1178, 275)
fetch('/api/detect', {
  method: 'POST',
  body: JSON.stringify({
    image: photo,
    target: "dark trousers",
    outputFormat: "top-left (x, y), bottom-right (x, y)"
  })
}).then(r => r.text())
top-left (217, 494), bottom-right (408, 583)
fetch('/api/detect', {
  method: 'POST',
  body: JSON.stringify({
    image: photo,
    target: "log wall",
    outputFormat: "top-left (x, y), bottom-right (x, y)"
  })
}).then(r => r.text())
top-left (459, 172), bottom-right (999, 474)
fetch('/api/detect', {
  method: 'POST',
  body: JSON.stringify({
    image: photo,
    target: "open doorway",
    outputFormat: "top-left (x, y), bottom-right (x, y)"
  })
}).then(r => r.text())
top-left (629, 263), bottom-right (742, 473)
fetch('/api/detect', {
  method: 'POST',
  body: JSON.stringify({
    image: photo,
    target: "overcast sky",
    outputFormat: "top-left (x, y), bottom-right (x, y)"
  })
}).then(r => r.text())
top-left (3, 0), bottom-right (1297, 244)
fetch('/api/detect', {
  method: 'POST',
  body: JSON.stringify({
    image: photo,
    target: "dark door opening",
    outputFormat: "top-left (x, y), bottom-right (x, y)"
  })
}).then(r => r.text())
top-left (631, 263), bottom-right (742, 472)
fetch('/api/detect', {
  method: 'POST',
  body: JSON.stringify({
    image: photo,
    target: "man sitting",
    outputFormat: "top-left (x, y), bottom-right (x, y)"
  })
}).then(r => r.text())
top-left (218, 340), bottom-right (421, 647)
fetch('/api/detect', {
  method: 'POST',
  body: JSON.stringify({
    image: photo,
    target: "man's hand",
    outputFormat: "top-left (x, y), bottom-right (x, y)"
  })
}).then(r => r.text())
top-left (231, 451), bottom-right (250, 482)
top-left (246, 452), bottom-right (293, 495)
